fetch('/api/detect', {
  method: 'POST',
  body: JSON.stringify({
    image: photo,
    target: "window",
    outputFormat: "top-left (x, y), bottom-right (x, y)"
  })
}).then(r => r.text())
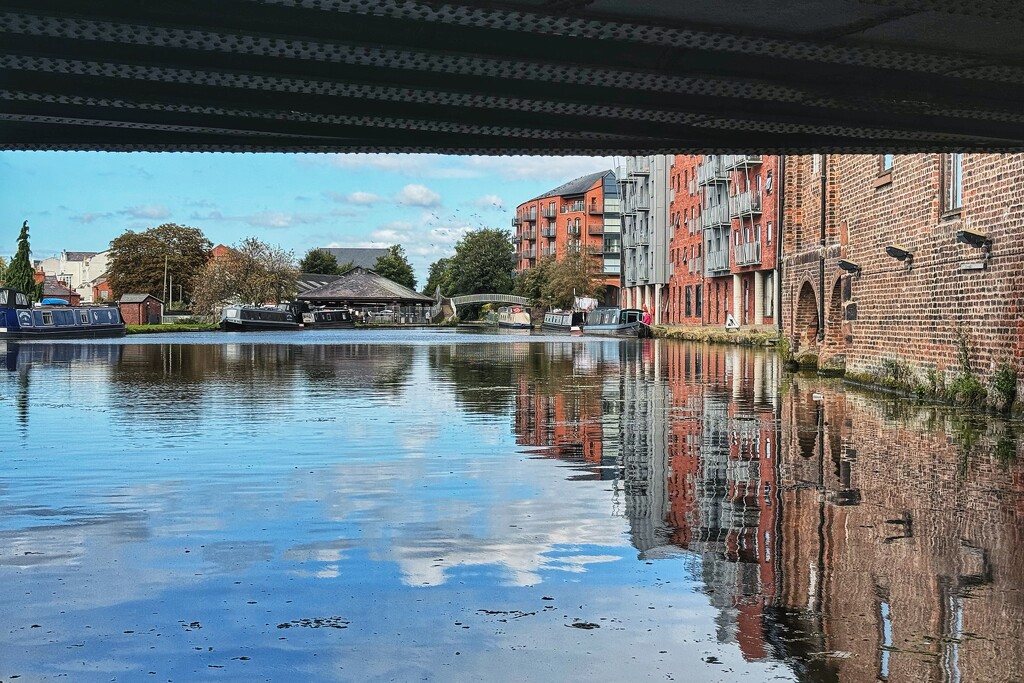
top-left (944, 153), bottom-right (963, 213)
top-left (685, 286), bottom-right (692, 317)
top-left (767, 222), bottom-right (773, 244)
top-left (79, 310), bottom-right (89, 324)
top-left (812, 154), bottom-right (821, 176)
top-left (695, 285), bottom-right (703, 317)
top-left (881, 154), bottom-right (894, 171)
top-left (42, 311), bottom-right (53, 325)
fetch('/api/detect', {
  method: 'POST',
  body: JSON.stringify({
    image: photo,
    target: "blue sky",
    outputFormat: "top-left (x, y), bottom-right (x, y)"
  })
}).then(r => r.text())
top-left (0, 152), bottom-right (614, 286)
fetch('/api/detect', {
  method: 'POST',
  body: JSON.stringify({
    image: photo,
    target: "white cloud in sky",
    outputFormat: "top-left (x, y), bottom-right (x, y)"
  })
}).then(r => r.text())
top-left (303, 153), bottom-right (615, 181)
top-left (324, 190), bottom-right (381, 206)
top-left (119, 204), bottom-right (171, 220)
top-left (469, 194), bottom-right (505, 211)
top-left (190, 207), bottom-right (357, 229)
top-left (395, 183), bottom-right (441, 208)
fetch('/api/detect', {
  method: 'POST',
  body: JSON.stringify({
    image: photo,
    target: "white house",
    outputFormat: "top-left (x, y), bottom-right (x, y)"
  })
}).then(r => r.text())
top-left (37, 250), bottom-right (110, 302)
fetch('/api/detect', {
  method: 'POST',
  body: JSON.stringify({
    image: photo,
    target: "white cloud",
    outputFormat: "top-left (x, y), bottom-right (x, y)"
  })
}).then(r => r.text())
top-left (470, 194), bottom-right (505, 211)
top-left (190, 208), bottom-right (354, 229)
top-left (395, 184), bottom-right (442, 208)
top-left (119, 204), bottom-right (171, 220)
top-left (346, 191), bottom-right (382, 206)
top-left (301, 153), bottom-right (614, 181)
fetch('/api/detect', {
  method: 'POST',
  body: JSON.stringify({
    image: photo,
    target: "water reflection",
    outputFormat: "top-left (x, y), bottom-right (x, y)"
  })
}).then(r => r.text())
top-left (0, 337), bottom-right (1021, 682)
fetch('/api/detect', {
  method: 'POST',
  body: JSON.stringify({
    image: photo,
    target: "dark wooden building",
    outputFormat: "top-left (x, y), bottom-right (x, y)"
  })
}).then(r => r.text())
top-left (298, 267), bottom-right (433, 323)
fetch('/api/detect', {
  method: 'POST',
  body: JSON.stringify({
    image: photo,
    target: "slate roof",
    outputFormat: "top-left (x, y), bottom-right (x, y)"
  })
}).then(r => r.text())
top-left (534, 170), bottom-right (611, 200)
top-left (321, 247), bottom-right (389, 270)
top-left (297, 272), bottom-right (342, 294)
top-left (119, 293), bottom-right (163, 304)
top-left (298, 267), bottom-right (433, 304)
top-left (64, 251), bottom-right (100, 262)
top-left (41, 278), bottom-right (77, 298)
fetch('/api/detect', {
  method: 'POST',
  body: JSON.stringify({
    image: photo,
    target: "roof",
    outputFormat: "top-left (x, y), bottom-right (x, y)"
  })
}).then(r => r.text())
top-left (298, 267), bottom-right (433, 304)
top-left (41, 278), bottom-right (76, 298)
top-left (321, 248), bottom-right (389, 270)
top-left (64, 251), bottom-right (100, 262)
top-left (297, 272), bottom-right (342, 294)
top-left (534, 170), bottom-right (611, 201)
top-left (119, 293), bottom-right (163, 304)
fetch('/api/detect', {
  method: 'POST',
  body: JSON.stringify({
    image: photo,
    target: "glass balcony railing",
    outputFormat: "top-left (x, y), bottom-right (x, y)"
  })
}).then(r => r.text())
top-left (735, 241), bottom-right (762, 266)
top-left (730, 190), bottom-right (762, 217)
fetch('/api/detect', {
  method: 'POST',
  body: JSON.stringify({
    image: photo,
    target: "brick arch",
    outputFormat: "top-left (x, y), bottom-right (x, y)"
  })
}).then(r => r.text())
top-left (795, 279), bottom-right (819, 351)
top-left (823, 277), bottom-right (846, 358)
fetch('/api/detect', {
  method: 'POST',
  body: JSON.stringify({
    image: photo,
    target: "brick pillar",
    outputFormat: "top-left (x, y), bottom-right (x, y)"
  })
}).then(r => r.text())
top-left (732, 273), bottom-right (742, 326)
top-left (654, 283), bottom-right (662, 324)
top-left (754, 270), bottom-right (764, 326)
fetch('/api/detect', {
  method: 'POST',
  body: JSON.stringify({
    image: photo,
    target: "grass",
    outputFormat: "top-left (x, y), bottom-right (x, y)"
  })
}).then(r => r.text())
top-left (651, 325), bottom-right (780, 347)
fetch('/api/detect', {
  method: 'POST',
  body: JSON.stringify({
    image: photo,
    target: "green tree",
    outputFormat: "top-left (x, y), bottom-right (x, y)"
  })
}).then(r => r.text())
top-left (193, 236), bottom-right (298, 313)
top-left (422, 257), bottom-right (451, 296)
top-left (513, 255), bottom-right (556, 308)
top-left (543, 246), bottom-right (604, 309)
top-left (107, 223), bottom-right (212, 302)
top-left (3, 221), bottom-right (42, 300)
top-left (299, 247), bottom-right (341, 275)
top-left (445, 228), bottom-right (515, 296)
top-left (373, 244), bottom-right (416, 290)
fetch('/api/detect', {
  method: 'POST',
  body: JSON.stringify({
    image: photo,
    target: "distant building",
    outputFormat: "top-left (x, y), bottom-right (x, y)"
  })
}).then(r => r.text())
top-left (619, 155), bottom-right (672, 322)
top-left (119, 293), bottom-right (163, 325)
top-left (320, 247), bottom-right (389, 271)
top-left (33, 273), bottom-right (82, 305)
top-left (298, 266), bottom-right (433, 322)
top-left (513, 170), bottom-right (621, 306)
top-left (90, 275), bottom-right (113, 302)
top-left (210, 244), bottom-right (234, 260)
top-left (37, 250), bottom-right (110, 302)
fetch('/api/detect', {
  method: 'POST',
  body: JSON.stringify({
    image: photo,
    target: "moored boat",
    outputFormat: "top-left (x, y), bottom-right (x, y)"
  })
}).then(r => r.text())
top-left (0, 288), bottom-right (125, 339)
top-left (540, 310), bottom-right (585, 334)
top-left (497, 305), bottom-right (533, 329)
top-left (580, 307), bottom-right (652, 338)
top-left (301, 307), bottom-right (355, 329)
top-left (220, 303), bottom-right (301, 331)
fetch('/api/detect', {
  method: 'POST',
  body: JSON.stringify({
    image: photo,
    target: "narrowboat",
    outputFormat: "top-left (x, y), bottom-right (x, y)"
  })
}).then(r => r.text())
top-left (220, 303), bottom-right (301, 331)
top-left (540, 310), bottom-right (585, 334)
top-left (497, 305), bottom-right (533, 329)
top-left (580, 307), bottom-right (652, 338)
top-left (0, 288), bottom-right (126, 339)
top-left (301, 307), bottom-right (355, 329)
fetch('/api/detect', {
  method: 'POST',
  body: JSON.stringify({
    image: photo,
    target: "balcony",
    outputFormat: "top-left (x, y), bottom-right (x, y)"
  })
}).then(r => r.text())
top-left (706, 248), bottom-right (730, 273)
top-left (700, 203), bottom-right (730, 229)
top-left (541, 226), bottom-right (556, 238)
top-left (633, 194), bottom-right (650, 211)
top-left (522, 247), bottom-right (537, 259)
top-left (735, 240), bottom-right (762, 266)
top-left (511, 217), bottom-right (521, 227)
top-left (722, 154), bottom-right (763, 170)
top-left (697, 157), bottom-right (728, 185)
top-left (512, 235), bottom-right (523, 245)
top-left (631, 231), bottom-right (649, 246)
top-left (730, 190), bottom-right (762, 217)
top-left (524, 209), bottom-right (538, 223)
top-left (542, 206), bottom-right (557, 218)
top-left (567, 225), bottom-right (581, 236)
top-left (587, 223), bottom-right (604, 236)
top-left (588, 202), bottom-right (603, 215)
top-left (561, 201), bottom-right (585, 213)
top-left (523, 228), bottom-right (537, 240)
top-left (586, 244), bottom-right (603, 255)
top-left (541, 246), bottom-right (557, 257)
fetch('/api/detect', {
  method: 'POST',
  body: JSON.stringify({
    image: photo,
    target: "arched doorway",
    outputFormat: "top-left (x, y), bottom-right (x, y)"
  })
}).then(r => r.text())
top-left (823, 278), bottom-right (846, 360)
top-left (794, 281), bottom-right (819, 351)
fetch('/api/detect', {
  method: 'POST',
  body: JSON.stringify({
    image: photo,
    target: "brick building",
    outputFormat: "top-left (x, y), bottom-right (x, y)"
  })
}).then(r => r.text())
top-left (665, 155), bottom-right (780, 327)
top-left (781, 153), bottom-right (1024, 393)
top-left (118, 293), bottom-right (163, 325)
top-left (513, 170), bottom-right (621, 306)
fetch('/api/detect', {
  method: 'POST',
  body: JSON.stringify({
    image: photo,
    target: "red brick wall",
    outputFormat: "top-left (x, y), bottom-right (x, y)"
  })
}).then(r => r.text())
top-left (783, 153), bottom-right (1024, 394)
top-left (119, 299), bottom-right (162, 325)
top-left (667, 155), bottom-right (705, 324)
top-left (93, 279), bottom-right (112, 302)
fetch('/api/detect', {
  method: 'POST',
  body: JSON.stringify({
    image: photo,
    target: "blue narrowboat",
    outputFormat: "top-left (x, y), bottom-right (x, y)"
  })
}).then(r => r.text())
top-left (0, 288), bottom-right (126, 339)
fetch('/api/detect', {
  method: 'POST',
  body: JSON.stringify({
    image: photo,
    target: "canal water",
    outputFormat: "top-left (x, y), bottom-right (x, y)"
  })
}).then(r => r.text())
top-left (0, 330), bottom-right (1021, 682)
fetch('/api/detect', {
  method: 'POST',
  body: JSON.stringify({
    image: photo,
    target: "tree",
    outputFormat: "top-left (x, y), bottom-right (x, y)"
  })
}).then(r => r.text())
top-left (3, 221), bottom-right (42, 300)
top-left (513, 255), bottom-right (556, 308)
top-left (299, 248), bottom-right (341, 275)
top-left (107, 223), bottom-right (212, 302)
top-left (422, 257), bottom-right (451, 297)
top-left (373, 244), bottom-right (416, 290)
top-left (543, 246), bottom-right (605, 309)
top-left (444, 228), bottom-right (515, 296)
top-left (193, 236), bottom-right (298, 314)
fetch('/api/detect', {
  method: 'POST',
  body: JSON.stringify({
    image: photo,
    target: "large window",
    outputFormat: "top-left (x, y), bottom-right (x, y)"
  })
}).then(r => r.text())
top-left (944, 153), bottom-right (963, 213)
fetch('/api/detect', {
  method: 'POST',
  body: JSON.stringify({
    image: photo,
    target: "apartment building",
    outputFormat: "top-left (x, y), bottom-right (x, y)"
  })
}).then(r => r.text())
top-left (619, 155), bottom-right (672, 322)
top-left (513, 170), bottom-right (621, 304)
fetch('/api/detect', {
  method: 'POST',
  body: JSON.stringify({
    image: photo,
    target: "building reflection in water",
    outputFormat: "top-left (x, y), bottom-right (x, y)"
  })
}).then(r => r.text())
top-left (514, 339), bottom-right (1024, 683)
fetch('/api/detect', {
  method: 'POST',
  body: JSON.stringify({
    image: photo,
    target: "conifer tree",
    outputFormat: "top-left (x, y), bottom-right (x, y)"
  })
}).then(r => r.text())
top-left (3, 221), bottom-right (42, 300)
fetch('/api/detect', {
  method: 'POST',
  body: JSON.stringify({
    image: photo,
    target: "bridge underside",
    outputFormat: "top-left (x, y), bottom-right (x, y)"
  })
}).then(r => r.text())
top-left (3, 1), bottom-right (1024, 153)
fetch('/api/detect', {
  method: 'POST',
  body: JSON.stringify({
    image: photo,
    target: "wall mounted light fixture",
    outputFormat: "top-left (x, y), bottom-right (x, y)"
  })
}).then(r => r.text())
top-left (885, 244), bottom-right (913, 264)
top-left (956, 228), bottom-right (993, 249)
top-left (837, 259), bottom-right (861, 275)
